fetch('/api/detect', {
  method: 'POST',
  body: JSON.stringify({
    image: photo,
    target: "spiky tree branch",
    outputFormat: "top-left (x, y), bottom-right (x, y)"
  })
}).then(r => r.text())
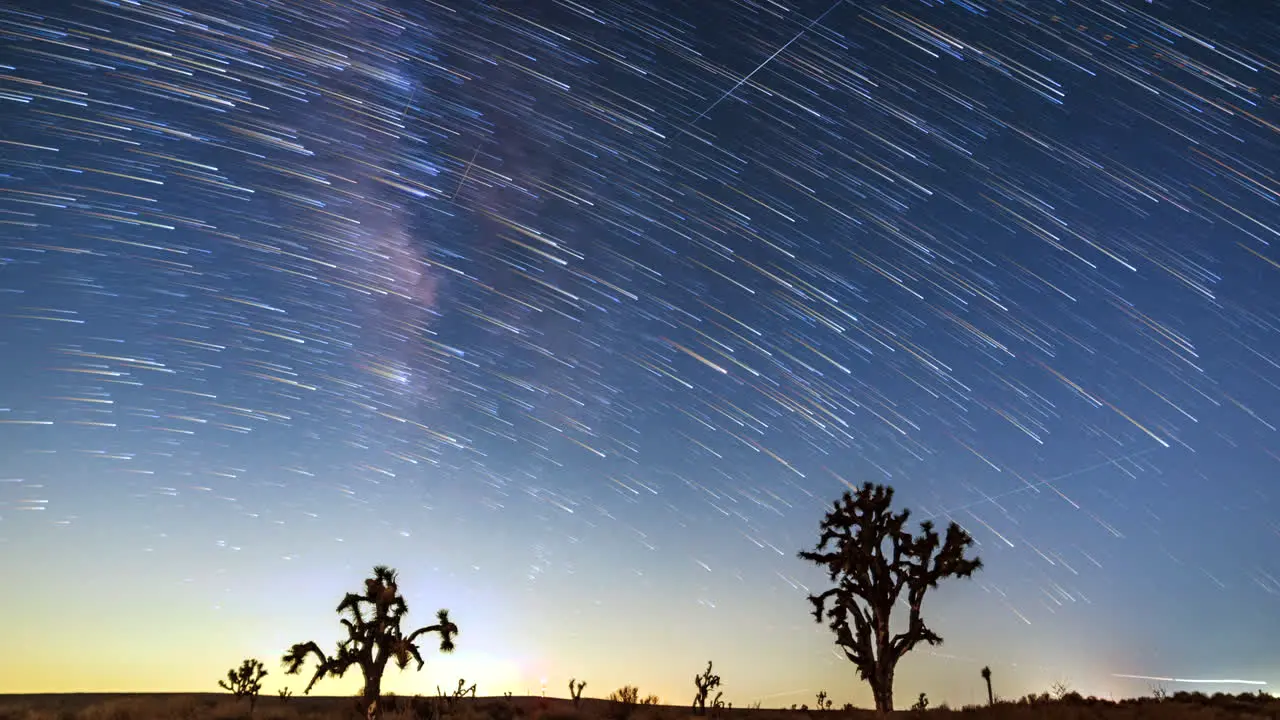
top-left (799, 483), bottom-right (982, 712)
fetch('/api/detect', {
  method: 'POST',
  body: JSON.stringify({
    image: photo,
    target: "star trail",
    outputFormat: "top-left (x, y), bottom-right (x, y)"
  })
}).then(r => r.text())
top-left (0, 0), bottom-right (1277, 707)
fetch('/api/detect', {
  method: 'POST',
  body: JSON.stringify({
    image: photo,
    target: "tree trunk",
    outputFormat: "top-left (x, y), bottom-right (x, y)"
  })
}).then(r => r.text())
top-left (363, 671), bottom-right (383, 720)
top-left (869, 666), bottom-right (895, 712)
top-left (985, 678), bottom-right (993, 706)
top-left (871, 616), bottom-right (895, 712)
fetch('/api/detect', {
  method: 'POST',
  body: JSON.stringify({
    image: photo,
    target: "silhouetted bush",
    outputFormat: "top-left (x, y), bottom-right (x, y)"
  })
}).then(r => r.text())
top-left (608, 688), bottom-right (638, 706)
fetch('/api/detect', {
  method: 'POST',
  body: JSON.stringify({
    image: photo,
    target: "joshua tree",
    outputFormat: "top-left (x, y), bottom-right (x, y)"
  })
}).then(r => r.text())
top-left (456, 679), bottom-right (478, 697)
top-left (911, 693), bottom-right (929, 711)
top-left (278, 687), bottom-right (293, 702)
top-left (815, 691), bottom-right (831, 711)
top-left (432, 677), bottom-right (477, 716)
top-left (570, 679), bottom-right (587, 709)
top-left (693, 661), bottom-right (722, 715)
top-left (442, 678), bottom-right (477, 702)
top-left (219, 658), bottom-right (268, 711)
top-left (439, 678), bottom-right (477, 702)
top-left (799, 482), bottom-right (983, 712)
top-left (282, 565), bottom-right (458, 720)
top-left (981, 667), bottom-right (994, 706)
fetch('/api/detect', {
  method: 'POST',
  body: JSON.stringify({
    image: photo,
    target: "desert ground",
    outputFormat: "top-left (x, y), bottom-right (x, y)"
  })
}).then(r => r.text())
top-left (0, 691), bottom-right (1276, 720)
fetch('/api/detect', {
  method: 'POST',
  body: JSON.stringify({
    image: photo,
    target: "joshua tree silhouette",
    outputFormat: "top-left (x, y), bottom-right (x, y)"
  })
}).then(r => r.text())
top-left (440, 678), bottom-right (477, 701)
top-left (692, 661), bottom-right (722, 715)
top-left (981, 666), bottom-right (994, 706)
top-left (282, 565), bottom-right (457, 720)
top-left (218, 658), bottom-right (268, 712)
top-left (799, 483), bottom-right (982, 712)
top-left (569, 679), bottom-right (587, 709)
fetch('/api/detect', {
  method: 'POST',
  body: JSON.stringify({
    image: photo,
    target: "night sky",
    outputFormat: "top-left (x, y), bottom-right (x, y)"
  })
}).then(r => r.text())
top-left (1, 0), bottom-right (1277, 708)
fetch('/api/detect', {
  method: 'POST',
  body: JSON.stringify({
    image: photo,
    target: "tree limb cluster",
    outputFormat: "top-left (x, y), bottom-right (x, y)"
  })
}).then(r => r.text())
top-left (798, 483), bottom-right (982, 681)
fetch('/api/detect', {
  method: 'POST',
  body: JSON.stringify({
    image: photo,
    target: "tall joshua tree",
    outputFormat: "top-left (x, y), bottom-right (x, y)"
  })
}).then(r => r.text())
top-left (799, 483), bottom-right (982, 712)
top-left (981, 666), bottom-right (993, 706)
top-left (692, 661), bottom-right (722, 715)
top-left (282, 565), bottom-right (458, 720)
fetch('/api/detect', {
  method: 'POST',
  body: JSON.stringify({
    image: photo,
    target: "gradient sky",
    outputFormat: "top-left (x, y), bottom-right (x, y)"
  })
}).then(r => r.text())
top-left (1, 0), bottom-right (1277, 710)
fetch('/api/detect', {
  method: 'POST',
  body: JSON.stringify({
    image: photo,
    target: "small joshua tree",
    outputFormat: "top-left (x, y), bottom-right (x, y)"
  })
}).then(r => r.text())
top-left (982, 667), bottom-right (994, 706)
top-left (911, 693), bottom-right (929, 711)
top-left (456, 679), bottom-right (478, 698)
top-left (693, 661), bottom-right (722, 715)
top-left (800, 483), bottom-right (982, 712)
top-left (434, 678), bottom-right (476, 716)
top-left (219, 658), bottom-right (268, 712)
top-left (570, 679), bottom-right (587, 709)
top-left (282, 565), bottom-right (458, 720)
top-left (278, 687), bottom-right (293, 703)
top-left (815, 691), bottom-right (832, 711)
